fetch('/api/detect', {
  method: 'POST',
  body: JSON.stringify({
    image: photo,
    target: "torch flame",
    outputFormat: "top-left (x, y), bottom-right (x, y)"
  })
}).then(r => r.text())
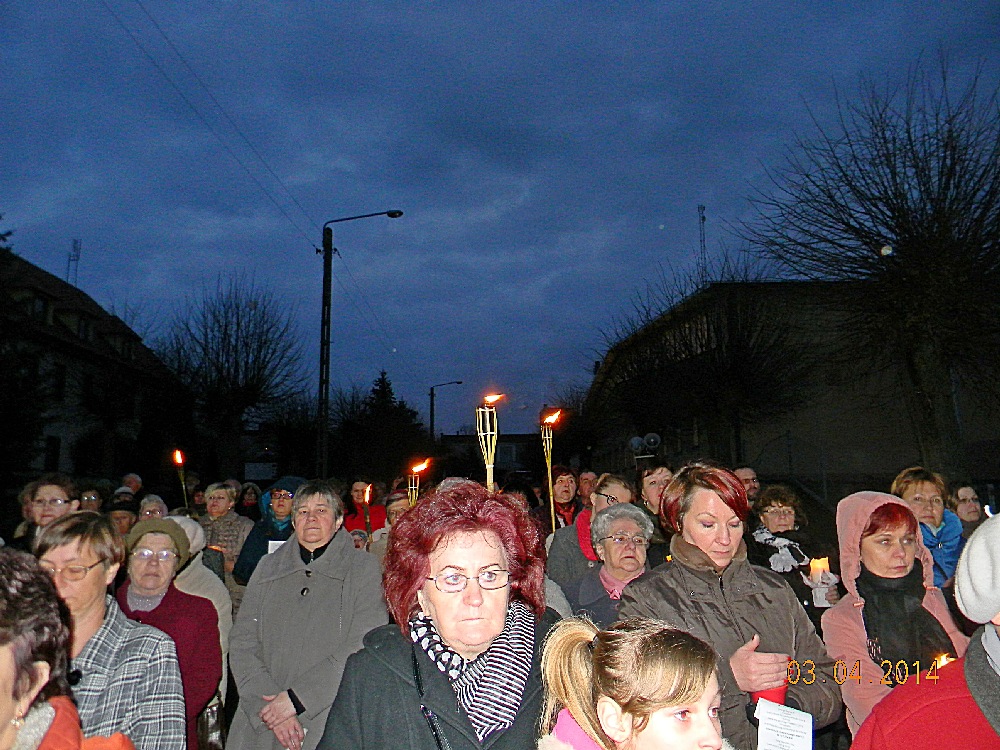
top-left (411, 460), bottom-right (430, 474)
top-left (935, 653), bottom-right (955, 669)
top-left (364, 484), bottom-right (371, 505)
top-left (483, 394), bottom-right (504, 405)
top-left (542, 410), bottom-right (562, 425)
top-left (172, 450), bottom-right (184, 466)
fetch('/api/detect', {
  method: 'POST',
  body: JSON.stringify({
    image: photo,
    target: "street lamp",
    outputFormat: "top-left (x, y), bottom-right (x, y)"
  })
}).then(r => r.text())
top-left (317, 209), bottom-right (403, 477)
top-left (428, 380), bottom-right (463, 441)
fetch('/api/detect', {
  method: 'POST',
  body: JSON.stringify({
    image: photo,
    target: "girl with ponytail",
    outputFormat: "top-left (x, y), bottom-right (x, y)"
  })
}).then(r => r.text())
top-left (539, 617), bottom-right (731, 750)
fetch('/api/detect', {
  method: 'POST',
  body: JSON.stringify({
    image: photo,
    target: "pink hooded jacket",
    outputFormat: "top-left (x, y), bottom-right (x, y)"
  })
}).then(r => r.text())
top-left (820, 492), bottom-right (968, 735)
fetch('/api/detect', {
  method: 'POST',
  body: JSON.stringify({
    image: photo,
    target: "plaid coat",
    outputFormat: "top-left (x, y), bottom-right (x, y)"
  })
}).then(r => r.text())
top-left (72, 597), bottom-right (185, 750)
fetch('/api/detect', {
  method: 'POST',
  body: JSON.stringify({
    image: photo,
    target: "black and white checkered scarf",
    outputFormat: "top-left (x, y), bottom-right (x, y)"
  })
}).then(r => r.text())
top-left (410, 600), bottom-right (535, 741)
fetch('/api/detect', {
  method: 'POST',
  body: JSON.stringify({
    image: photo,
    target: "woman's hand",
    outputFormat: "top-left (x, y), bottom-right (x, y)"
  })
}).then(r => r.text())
top-left (272, 716), bottom-right (305, 750)
top-left (260, 691), bottom-right (297, 729)
top-left (729, 635), bottom-right (790, 692)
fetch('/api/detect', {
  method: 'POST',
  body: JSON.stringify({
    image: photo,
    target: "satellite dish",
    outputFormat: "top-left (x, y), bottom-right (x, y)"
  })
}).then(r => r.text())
top-left (628, 436), bottom-right (645, 453)
top-left (644, 433), bottom-right (662, 450)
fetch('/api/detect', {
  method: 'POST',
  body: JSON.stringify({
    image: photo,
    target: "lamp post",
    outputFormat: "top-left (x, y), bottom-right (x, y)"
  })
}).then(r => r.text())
top-left (317, 210), bottom-right (403, 477)
top-left (429, 380), bottom-right (463, 441)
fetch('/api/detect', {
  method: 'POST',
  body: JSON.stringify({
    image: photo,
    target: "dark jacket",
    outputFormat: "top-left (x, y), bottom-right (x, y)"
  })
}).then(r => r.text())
top-left (619, 536), bottom-right (841, 750)
top-left (317, 608), bottom-right (561, 750)
top-left (564, 567), bottom-right (619, 628)
top-left (545, 514), bottom-right (599, 588)
top-left (232, 520), bottom-right (294, 585)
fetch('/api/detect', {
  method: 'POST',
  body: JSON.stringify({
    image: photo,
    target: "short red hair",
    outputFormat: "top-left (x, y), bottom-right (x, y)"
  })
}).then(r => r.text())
top-left (861, 502), bottom-right (918, 539)
top-left (660, 462), bottom-right (749, 534)
top-left (383, 480), bottom-right (546, 630)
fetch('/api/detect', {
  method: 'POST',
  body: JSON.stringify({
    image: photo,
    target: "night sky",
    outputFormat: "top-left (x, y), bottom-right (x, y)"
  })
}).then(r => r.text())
top-left (3, 2), bottom-right (999, 435)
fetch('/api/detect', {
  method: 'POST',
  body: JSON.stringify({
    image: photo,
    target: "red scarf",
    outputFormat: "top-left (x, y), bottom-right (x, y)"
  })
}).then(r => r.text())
top-left (575, 509), bottom-right (599, 561)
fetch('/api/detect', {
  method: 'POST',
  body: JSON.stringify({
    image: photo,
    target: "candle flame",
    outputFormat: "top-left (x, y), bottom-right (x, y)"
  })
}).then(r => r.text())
top-left (172, 450), bottom-right (184, 466)
top-left (411, 460), bottom-right (430, 474)
top-left (935, 653), bottom-right (955, 669)
top-left (483, 394), bottom-right (504, 405)
top-left (542, 410), bottom-right (562, 425)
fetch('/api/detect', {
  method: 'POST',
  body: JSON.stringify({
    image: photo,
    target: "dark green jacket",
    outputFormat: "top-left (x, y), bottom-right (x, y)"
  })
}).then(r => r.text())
top-left (317, 608), bottom-right (560, 750)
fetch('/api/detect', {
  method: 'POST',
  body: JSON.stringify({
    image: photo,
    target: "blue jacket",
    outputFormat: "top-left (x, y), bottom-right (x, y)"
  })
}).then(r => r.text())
top-left (920, 509), bottom-right (965, 587)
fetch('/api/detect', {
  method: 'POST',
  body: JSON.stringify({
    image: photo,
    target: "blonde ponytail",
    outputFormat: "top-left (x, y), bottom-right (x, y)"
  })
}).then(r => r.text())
top-left (540, 616), bottom-right (613, 749)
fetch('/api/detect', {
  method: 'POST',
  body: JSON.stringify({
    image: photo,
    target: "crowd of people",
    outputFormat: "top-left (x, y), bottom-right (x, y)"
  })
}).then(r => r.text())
top-left (1, 461), bottom-right (998, 750)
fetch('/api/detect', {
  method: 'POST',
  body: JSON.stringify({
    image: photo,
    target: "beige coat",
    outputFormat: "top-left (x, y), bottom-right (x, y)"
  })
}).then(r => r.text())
top-left (227, 529), bottom-right (387, 750)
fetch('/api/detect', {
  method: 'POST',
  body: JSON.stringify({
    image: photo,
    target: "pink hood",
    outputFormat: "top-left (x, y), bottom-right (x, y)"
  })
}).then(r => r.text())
top-left (836, 491), bottom-right (936, 598)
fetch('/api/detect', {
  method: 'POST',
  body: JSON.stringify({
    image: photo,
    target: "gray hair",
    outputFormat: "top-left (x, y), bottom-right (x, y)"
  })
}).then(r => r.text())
top-left (292, 480), bottom-right (345, 521)
top-left (139, 495), bottom-right (168, 515)
top-left (591, 502), bottom-right (654, 549)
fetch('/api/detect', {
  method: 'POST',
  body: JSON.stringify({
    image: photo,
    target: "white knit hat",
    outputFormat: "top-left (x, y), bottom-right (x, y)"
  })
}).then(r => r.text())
top-left (955, 514), bottom-right (1000, 624)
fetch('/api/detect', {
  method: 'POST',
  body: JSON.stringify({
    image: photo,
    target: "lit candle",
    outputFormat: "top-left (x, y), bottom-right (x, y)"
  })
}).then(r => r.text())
top-left (172, 449), bottom-right (189, 508)
top-left (935, 653), bottom-right (955, 669)
top-left (540, 410), bottom-right (562, 533)
top-left (809, 557), bottom-right (830, 584)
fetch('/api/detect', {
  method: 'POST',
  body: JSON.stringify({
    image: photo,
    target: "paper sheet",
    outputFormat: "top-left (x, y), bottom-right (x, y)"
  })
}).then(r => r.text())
top-left (754, 698), bottom-right (813, 750)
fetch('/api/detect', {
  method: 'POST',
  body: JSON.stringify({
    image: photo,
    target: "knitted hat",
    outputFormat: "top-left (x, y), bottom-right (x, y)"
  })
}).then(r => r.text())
top-left (955, 514), bottom-right (1000, 624)
top-left (166, 515), bottom-right (206, 555)
top-left (113, 485), bottom-right (135, 497)
top-left (125, 518), bottom-right (191, 569)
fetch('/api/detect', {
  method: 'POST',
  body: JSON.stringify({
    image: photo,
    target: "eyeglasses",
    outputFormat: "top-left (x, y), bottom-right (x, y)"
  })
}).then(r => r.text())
top-left (81, 494), bottom-right (100, 503)
top-left (140, 509), bottom-right (164, 517)
top-left (131, 548), bottom-right (178, 563)
top-left (31, 497), bottom-right (69, 508)
top-left (599, 534), bottom-right (649, 548)
top-left (40, 560), bottom-right (103, 582)
top-left (762, 508), bottom-right (795, 517)
top-left (426, 569), bottom-right (510, 593)
top-left (594, 492), bottom-right (621, 505)
top-left (272, 490), bottom-right (294, 500)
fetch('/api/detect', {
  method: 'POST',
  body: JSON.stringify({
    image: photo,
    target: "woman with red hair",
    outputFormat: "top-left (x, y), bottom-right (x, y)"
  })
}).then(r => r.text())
top-left (317, 479), bottom-right (558, 750)
top-left (821, 492), bottom-right (968, 735)
top-left (618, 462), bottom-right (841, 750)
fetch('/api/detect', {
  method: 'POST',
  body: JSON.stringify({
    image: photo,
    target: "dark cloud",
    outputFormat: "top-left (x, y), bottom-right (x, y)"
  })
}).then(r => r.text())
top-left (2, 1), bottom-right (999, 437)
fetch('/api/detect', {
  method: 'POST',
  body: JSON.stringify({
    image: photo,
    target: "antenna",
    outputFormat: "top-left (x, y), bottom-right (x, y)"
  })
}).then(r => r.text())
top-left (697, 205), bottom-right (707, 284)
top-left (66, 239), bottom-right (82, 286)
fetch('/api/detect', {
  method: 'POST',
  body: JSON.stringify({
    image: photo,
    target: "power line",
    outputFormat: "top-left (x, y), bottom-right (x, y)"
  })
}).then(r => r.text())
top-left (97, 0), bottom-right (315, 245)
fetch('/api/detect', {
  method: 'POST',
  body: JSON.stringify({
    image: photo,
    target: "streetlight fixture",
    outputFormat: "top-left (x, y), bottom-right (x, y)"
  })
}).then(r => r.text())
top-left (316, 209), bottom-right (403, 477)
top-left (428, 380), bottom-right (463, 441)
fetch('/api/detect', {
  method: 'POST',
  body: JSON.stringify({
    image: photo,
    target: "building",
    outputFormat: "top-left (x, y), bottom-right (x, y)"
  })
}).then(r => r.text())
top-left (0, 248), bottom-right (191, 489)
top-left (585, 280), bottom-right (1000, 503)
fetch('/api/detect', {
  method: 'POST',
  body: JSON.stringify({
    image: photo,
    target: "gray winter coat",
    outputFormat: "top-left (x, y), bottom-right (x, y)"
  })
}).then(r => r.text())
top-left (618, 536), bottom-right (841, 750)
top-left (227, 530), bottom-right (387, 750)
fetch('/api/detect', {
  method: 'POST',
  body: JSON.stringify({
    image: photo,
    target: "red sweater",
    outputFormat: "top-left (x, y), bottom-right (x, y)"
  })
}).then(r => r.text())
top-left (116, 583), bottom-right (222, 750)
top-left (344, 504), bottom-right (387, 533)
top-left (852, 656), bottom-right (1000, 749)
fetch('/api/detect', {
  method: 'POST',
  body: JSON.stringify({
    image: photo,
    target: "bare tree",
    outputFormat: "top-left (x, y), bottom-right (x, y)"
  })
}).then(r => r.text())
top-left (742, 60), bottom-right (1000, 474)
top-left (156, 274), bottom-right (306, 477)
